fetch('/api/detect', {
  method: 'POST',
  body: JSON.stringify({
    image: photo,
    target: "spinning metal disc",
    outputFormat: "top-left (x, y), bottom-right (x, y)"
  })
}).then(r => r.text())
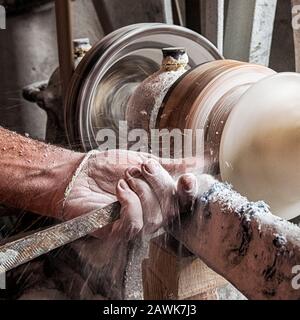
top-left (64, 23), bottom-right (223, 151)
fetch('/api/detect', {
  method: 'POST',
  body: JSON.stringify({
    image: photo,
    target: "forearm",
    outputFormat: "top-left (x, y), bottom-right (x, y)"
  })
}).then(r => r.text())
top-left (0, 128), bottom-right (84, 218)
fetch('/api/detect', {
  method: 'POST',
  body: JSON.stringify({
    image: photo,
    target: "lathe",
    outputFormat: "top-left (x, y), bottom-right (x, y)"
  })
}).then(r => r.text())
top-left (2, 22), bottom-right (299, 300)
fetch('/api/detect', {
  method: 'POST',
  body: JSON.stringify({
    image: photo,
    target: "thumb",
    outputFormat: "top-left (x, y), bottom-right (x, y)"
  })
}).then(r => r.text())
top-left (177, 174), bottom-right (198, 213)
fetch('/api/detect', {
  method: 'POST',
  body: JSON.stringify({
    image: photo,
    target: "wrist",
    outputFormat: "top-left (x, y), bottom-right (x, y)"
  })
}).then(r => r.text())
top-left (58, 150), bottom-right (101, 221)
top-left (47, 151), bottom-right (85, 219)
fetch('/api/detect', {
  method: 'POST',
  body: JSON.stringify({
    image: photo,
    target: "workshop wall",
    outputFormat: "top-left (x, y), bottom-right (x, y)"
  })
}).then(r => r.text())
top-left (0, 0), bottom-right (103, 140)
top-left (0, 0), bottom-right (296, 141)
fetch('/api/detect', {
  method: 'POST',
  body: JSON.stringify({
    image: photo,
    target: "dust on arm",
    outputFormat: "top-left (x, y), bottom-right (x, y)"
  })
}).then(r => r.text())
top-left (0, 127), bottom-right (84, 218)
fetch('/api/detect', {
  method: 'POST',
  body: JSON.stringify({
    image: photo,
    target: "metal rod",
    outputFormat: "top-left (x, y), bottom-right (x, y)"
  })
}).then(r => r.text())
top-left (55, 0), bottom-right (74, 101)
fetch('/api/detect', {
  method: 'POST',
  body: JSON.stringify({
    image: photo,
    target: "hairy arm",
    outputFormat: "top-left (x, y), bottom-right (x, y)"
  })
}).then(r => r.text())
top-left (0, 127), bottom-right (84, 218)
top-left (0, 126), bottom-right (198, 224)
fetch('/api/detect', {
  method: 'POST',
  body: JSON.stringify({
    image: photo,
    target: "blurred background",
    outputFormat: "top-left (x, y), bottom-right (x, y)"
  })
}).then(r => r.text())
top-left (0, 0), bottom-right (296, 140)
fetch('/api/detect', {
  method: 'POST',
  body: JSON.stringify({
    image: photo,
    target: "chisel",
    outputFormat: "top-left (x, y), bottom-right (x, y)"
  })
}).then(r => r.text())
top-left (0, 202), bottom-right (120, 274)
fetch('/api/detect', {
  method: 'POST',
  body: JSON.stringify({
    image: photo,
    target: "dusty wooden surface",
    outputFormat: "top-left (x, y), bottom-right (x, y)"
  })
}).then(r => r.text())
top-left (169, 175), bottom-right (300, 300)
top-left (142, 234), bottom-right (227, 300)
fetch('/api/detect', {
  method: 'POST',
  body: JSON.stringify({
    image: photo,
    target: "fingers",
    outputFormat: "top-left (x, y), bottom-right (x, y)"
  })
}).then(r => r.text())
top-left (177, 174), bottom-right (198, 213)
top-left (141, 159), bottom-right (179, 223)
top-left (138, 152), bottom-right (204, 177)
top-left (159, 157), bottom-right (204, 177)
top-left (125, 167), bottom-right (162, 233)
top-left (114, 179), bottom-right (143, 241)
top-left (114, 161), bottom-right (201, 239)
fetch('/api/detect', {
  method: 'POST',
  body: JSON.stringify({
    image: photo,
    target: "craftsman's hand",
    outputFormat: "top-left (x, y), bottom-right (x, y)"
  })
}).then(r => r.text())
top-left (61, 150), bottom-right (199, 224)
top-left (113, 159), bottom-right (199, 240)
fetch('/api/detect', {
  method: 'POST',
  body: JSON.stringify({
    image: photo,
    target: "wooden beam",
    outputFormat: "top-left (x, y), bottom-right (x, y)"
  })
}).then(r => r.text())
top-left (142, 234), bottom-right (227, 300)
top-left (169, 175), bottom-right (300, 300)
top-left (185, 0), bottom-right (201, 33)
top-left (172, 0), bottom-right (185, 26)
top-left (55, 0), bottom-right (74, 101)
top-left (163, 0), bottom-right (174, 24)
top-left (185, 0), bottom-right (224, 53)
top-left (200, 0), bottom-right (224, 54)
top-left (224, 0), bottom-right (277, 66)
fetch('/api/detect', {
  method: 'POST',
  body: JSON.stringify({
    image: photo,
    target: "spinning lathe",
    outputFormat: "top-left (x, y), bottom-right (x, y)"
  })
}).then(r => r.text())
top-left (17, 23), bottom-right (300, 300)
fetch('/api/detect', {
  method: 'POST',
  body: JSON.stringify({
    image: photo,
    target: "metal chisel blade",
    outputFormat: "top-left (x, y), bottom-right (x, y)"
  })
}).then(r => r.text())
top-left (0, 202), bottom-right (120, 274)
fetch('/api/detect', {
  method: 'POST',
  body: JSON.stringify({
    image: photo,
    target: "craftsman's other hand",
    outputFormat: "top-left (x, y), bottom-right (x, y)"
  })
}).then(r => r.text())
top-left (61, 150), bottom-right (199, 222)
top-left (113, 159), bottom-right (198, 240)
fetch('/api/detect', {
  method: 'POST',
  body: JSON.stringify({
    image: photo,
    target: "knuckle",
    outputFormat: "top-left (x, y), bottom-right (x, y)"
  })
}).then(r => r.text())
top-left (122, 192), bottom-right (139, 206)
top-left (178, 174), bottom-right (197, 192)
